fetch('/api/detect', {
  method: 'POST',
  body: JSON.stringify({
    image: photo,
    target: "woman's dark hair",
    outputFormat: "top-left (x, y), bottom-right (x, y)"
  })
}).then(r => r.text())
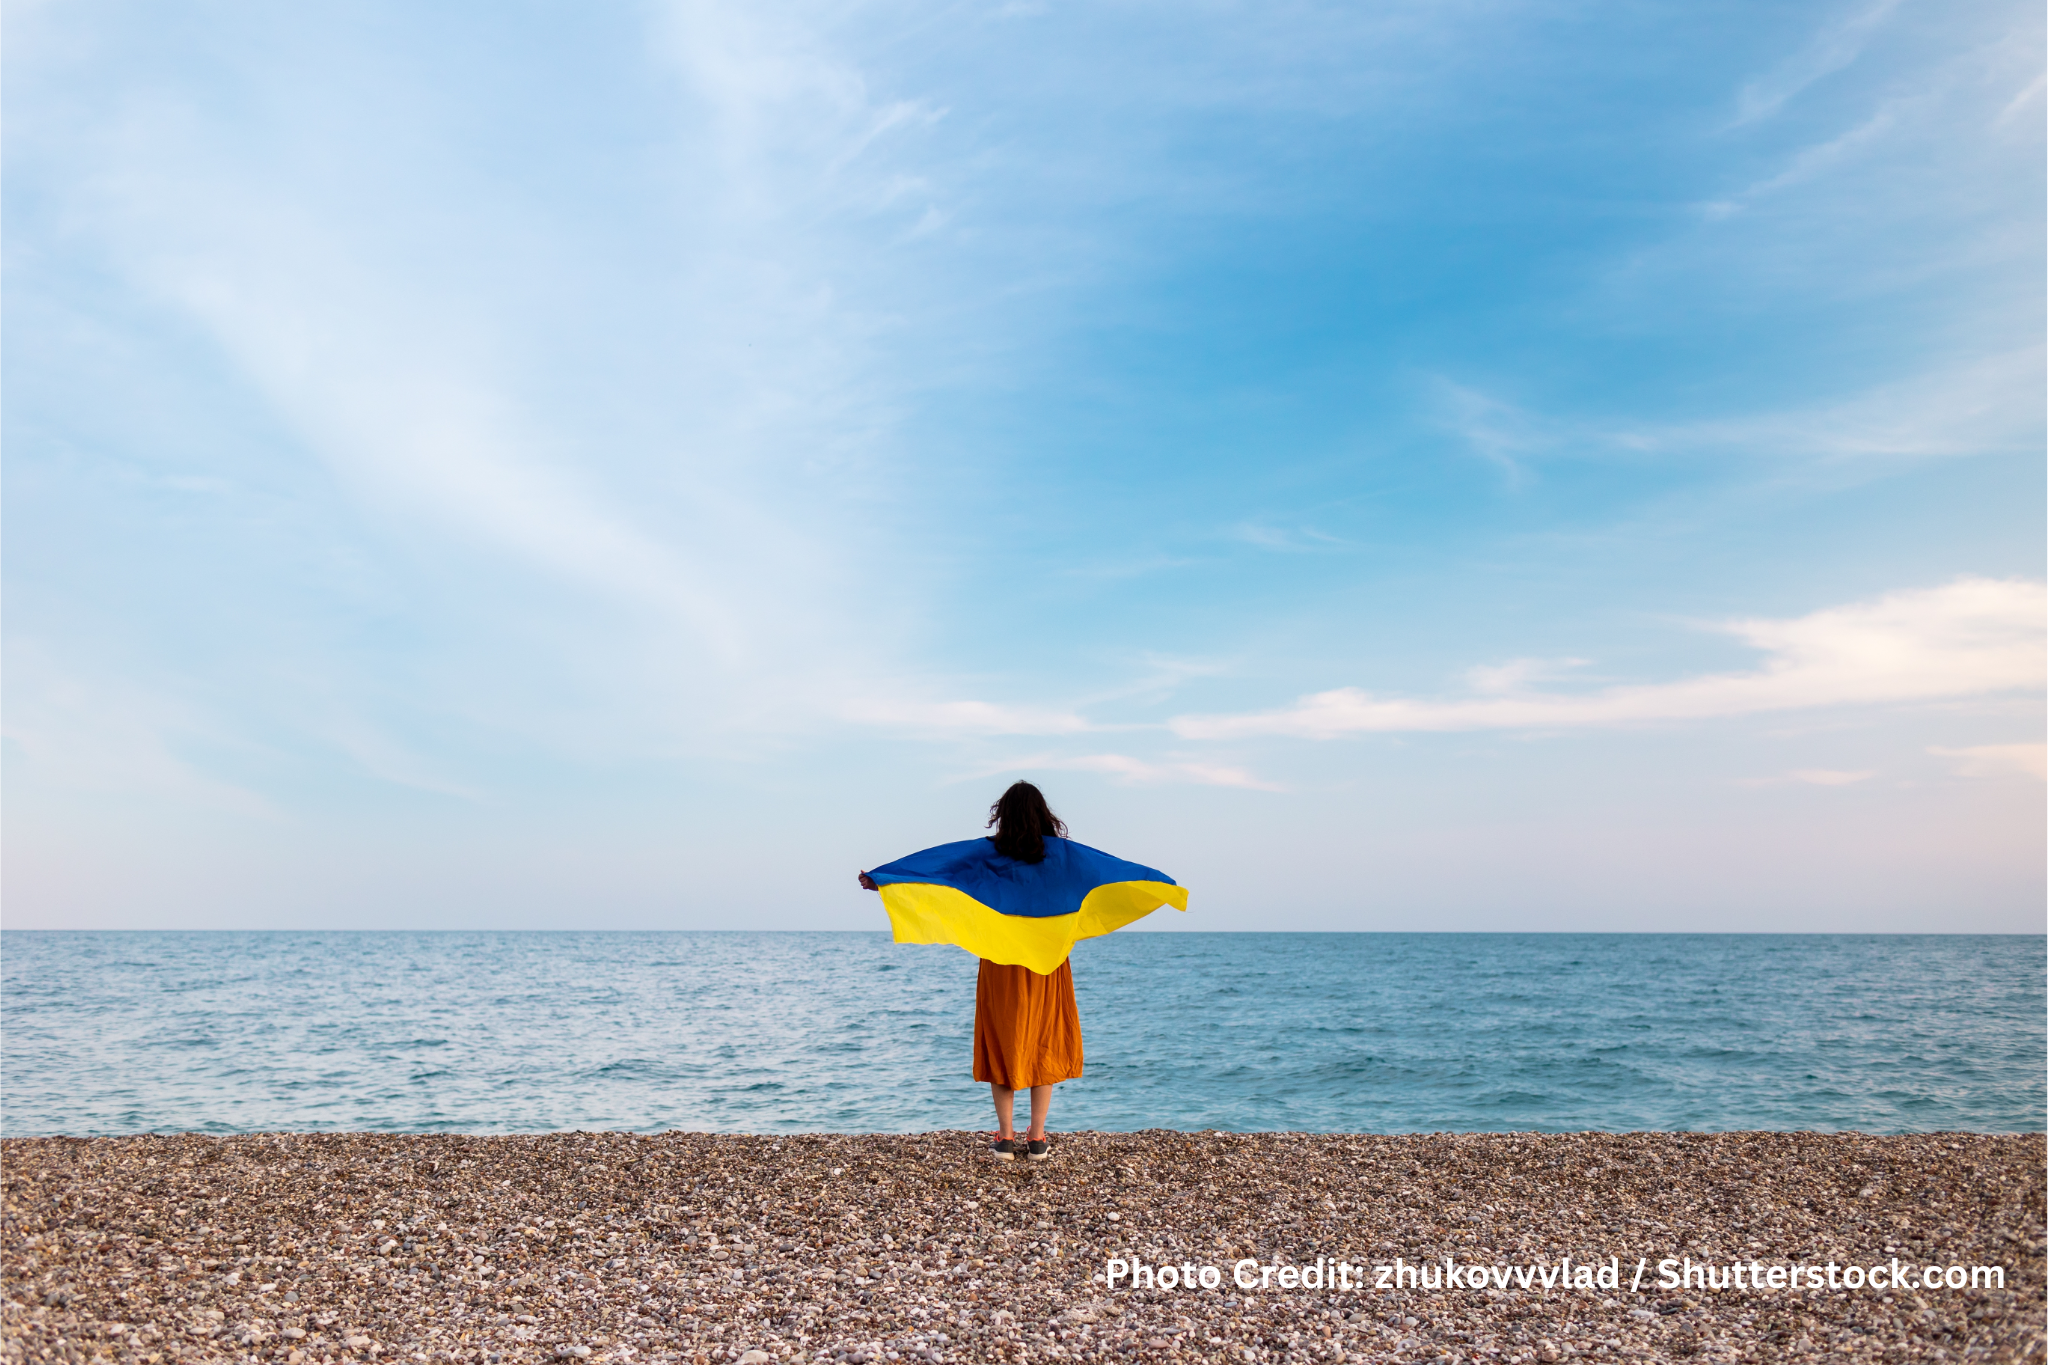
top-left (987, 781), bottom-right (1068, 864)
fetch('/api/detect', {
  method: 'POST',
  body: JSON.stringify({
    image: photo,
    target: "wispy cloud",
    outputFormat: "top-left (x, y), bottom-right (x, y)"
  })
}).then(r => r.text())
top-left (1231, 523), bottom-right (1353, 553)
top-left (322, 717), bottom-right (486, 802)
top-left (1737, 768), bottom-right (1879, 787)
top-left (26, 0), bottom-right (998, 770)
top-left (1790, 768), bottom-right (1878, 786)
top-left (2, 640), bottom-right (276, 816)
top-left (1428, 347), bottom-right (2041, 479)
top-left (1929, 744), bottom-right (2047, 780)
top-left (977, 752), bottom-right (1283, 791)
top-left (1462, 657), bottom-right (1593, 695)
top-left (843, 699), bottom-right (1093, 737)
top-left (1171, 579), bottom-right (2046, 739)
top-left (1703, 103), bottom-right (1901, 217)
top-left (1429, 379), bottom-right (1544, 486)
top-left (1074, 656), bottom-right (1234, 708)
top-left (156, 259), bottom-right (756, 659)
top-left (1731, 0), bottom-right (1905, 126)
top-left (8, 0), bottom-right (2041, 933)
top-left (1613, 349), bottom-right (2045, 461)
top-left (1441, 343), bottom-right (2048, 478)
top-left (846, 657), bottom-right (1241, 739)
top-left (1061, 553), bottom-right (1203, 581)
top-left (1993, 71), bottom-right (2046, 127)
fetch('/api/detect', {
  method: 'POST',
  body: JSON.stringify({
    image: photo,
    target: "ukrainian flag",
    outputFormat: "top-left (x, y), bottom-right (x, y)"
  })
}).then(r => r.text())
top-left (867, 837), bottom-right (1187, 974)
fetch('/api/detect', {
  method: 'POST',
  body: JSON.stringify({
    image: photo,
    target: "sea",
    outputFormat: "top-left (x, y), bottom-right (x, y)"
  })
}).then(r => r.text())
top-left (2, 932), bottom-right (2042, 1137)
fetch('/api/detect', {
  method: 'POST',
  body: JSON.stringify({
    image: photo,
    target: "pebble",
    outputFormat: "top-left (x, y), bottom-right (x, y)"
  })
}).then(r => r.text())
top-left (0, 1130), bottom-right (2039, 1363)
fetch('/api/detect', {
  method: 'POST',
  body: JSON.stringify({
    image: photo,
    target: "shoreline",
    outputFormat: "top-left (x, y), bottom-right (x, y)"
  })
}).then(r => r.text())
top-left (5, 1130), bottom-right (2041, 1364)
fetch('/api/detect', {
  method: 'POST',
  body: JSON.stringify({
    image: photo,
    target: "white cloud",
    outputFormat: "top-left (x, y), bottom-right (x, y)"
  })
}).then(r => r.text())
top-left (1929, 744), bottom-right (2048, 780)
top-left (1788, 769), bottom-right (1877, 786)
top-left (1462, 657), bottom-right (1592, 695)
top-left (1171, 579), bottom-right (2047, 739)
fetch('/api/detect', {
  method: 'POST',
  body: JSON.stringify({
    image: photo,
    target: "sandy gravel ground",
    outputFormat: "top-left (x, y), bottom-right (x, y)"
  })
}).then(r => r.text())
top-left (3, 1131), bottom-right (2040, 1365)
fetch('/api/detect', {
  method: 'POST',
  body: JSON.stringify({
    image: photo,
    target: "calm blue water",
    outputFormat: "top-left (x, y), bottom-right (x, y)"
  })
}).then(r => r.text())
top-left (2, 932), bottom-right (2041, 1136)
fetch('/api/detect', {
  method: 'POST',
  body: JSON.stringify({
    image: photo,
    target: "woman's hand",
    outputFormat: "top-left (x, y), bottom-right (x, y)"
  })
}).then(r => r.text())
top-left (858, 872), bottom-right (878, 891)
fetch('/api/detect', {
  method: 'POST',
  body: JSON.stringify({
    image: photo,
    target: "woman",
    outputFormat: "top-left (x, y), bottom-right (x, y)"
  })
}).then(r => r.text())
top-left (860, 782), bottom-right (1186, 1161)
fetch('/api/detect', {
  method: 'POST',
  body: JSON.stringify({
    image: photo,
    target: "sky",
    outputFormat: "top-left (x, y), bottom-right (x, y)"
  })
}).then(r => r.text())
top-left (5, 0), bottom-right (2043, 933)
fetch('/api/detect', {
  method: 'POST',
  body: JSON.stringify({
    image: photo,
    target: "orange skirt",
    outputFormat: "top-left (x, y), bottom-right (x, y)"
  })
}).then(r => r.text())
top-left (973, 958), bottom-right (1084, 1089)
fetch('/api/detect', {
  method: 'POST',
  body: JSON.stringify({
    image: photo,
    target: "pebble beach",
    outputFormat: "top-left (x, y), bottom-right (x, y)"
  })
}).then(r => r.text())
top-left (4, 1130), bottom-right (2041, 1365)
